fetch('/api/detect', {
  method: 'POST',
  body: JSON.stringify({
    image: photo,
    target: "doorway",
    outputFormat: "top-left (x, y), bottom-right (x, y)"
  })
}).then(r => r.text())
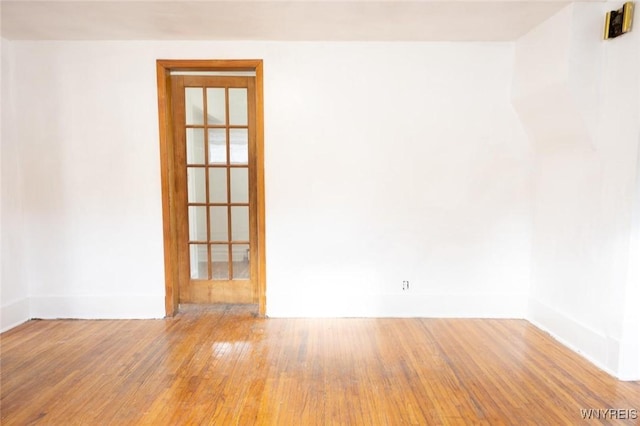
top-left (156, 60), bottom-right (266, 316)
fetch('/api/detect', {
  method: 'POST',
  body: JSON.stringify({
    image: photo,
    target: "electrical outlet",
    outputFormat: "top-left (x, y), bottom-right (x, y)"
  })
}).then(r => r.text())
top-left (402, 280), bottom-right (410, 291)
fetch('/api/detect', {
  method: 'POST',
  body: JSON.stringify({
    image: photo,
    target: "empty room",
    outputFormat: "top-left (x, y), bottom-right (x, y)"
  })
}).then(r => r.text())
top-left (1, 0), bottom-right (640, 424)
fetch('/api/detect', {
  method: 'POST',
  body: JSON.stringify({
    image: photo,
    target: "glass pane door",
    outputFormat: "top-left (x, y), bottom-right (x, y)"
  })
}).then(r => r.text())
top-left (184, 83), bottom-right (251, 282)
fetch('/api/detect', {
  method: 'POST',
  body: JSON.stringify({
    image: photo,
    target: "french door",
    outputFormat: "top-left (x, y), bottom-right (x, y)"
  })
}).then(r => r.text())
top-left (171, 74), bottom-right (258, 305)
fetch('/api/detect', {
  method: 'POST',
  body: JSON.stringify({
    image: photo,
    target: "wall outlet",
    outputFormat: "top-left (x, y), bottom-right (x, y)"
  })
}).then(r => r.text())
top-left (402, 280), bottom-right (410, 291)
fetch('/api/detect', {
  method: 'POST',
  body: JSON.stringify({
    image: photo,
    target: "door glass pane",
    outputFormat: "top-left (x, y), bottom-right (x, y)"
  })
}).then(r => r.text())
top-left (230, 168), bottom-right (249, 203)
top-left (209, 129), bottom-right (227, 164)
top-left (186, 128), bottom-right (205, 165)
top-left (211, 244), bottom-right (229, 280)
top-left (208, 167), bottom-right (227, 203)
top-left (187, 167), bottom-right (206, 203)
top-left (231, 206), bottom-right (249, 241)
top-left (232, 244), bottom-right (250, 280)
top-left (206, 88), bottom-right (226, 125)
top-left (229, 129), bottom-right (248, 164)
top-left (185, 88), bottom-right (204, 125)
top-left (190, 244), bottom-right (208, 279)
top-left (188, 206), bottom-right (207, 241)
top-left (229, 88), bottom-right (248, 125)
top-left (209, 206), bottom-right (228, 242)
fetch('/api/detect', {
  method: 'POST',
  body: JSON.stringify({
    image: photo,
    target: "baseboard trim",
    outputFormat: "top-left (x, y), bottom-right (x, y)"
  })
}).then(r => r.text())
top-left (528, 297), bottom-right (618, 377)
top-left (267, 292), bottom-right (528, 318)
top-left (1, 298), bottom-right (30, 333)
top-left (30, 294), bottom-right (165, 320)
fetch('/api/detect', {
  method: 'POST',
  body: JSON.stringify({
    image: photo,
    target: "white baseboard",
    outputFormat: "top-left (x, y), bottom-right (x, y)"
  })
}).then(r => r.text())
top-left (0, 298), bottom-right (30, 333)
top-left (528, 297), bottom-right (618, 377)
top-left (266, 292), bottom-right (528, 318)
top-left (30, 294), bottom-right (165, 320)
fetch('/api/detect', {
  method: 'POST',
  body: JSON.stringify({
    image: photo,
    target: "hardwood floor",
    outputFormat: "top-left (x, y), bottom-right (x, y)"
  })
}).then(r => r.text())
top-left (1, 306), bottom-right (639, 425)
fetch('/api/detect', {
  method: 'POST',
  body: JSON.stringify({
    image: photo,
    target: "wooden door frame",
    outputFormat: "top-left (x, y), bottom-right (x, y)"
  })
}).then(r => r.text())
top-left (156, 59), bottom-right (266, 316)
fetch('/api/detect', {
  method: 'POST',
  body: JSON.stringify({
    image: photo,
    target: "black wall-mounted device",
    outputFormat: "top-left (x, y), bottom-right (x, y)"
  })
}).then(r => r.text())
top-left (604, 2), bottom-right (634, 39)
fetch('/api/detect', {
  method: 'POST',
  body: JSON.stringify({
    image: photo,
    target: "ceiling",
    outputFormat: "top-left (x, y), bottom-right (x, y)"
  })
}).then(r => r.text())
top-left (1, 0), bottom-right (579, 42)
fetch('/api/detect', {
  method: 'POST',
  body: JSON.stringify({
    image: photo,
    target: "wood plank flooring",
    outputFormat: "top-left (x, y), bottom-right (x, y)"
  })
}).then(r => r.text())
top-left (1, 305), bottom-right (639, 425)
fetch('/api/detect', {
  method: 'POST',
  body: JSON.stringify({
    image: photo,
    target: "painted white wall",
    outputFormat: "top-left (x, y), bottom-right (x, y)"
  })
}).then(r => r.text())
top-left (1, 39), bottom-right (3, 328)
top-left (1, 38), bottom-right (31, 332)
top-left (8, 41), bottom-right (168, 320)
top-left (1, 39), bottom-right (2, 328)
top-left (513, 3), bottom-right (640, 380)
top-left (598, 3), bottom-right (640, 380)
top-left (2, 40), bottom-right (531, 322)
top-left (629, 33), bottom-right (640, 381)
top-left (263, 43), bottom-right (531, 317)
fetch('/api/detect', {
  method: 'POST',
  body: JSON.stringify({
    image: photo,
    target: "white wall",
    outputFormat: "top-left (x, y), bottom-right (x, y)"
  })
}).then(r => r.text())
top-left (513, 3), bottom-right (640, 380)
top-left (1, 38), bottom-right (2, 327)
top-left (2, 40), bottom-right (531, 321)
top-left (599, 3), bottom-right (640, 380)
top-left (1, 39), bottom-right (2, 327)
top-left (1, 38), bottom-right (31, 332)
top-left (8, 41), bottom-right (168, 319)
top-left (264, 43), bottom-right (531, 316)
